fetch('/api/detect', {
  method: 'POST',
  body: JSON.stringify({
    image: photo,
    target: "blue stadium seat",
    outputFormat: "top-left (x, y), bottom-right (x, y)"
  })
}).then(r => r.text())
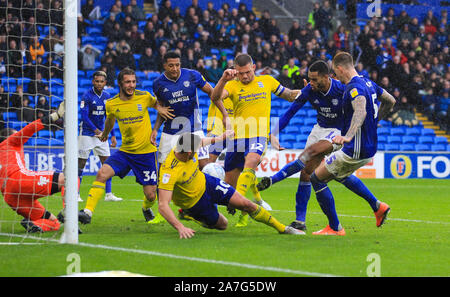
top-left (415, 144), bottom-right (430, 151)
top-left (390, 127), bottom-right (405, 136)
top-left (280, 134), bottom-right (296, 142)
top-left (289, 117), bottom-right (303, 125)
top-left (377, 143), bottom-right (385, 150)
top-left (284, 126), bottom-right (298, 134)
top-left (399, 144), bottom-right (415, 151)
top-left (418, 136), bottom-right (434, 144)
top-left (304, 118), bottom-right (316, 126)
top-left (421, 128), bottom-right (435, 136)
top-left (55, 130), bottom-right (64, 140)
top-left (387, 136), bottom-right (402, 144)
top-left (2, 112), bottom-right (17, 121)
top-left (434, 136), bottom-right (448, 145)
top-left (405, 127), bottom-right (421, 136)
top-left (378, 135), bottom-right (387, 143)
top-left (37, 130), bottom-right (53, 138)
top-left (402, 136), bottom-right (417, 144)
top-left (49, 139), bottom-right (64, 146)
top-left (384, 144), bottom-right (399, 151)
top-left (296, 134), bottom-right (308, 143)
top-left (300, 126), bottom-right (312, 134)
top-left (142, 81), bottom-right (153, 88)
top-left (378, 120), bottom-right (392, 127)
top-left (431, 144), bottom-right (446, 151)
top-left (447, 144), bottom-right (450, 151)
top-left (377, 127), bottom-right (390, 136)
top-left (307, 109), bottom-right (317, 117)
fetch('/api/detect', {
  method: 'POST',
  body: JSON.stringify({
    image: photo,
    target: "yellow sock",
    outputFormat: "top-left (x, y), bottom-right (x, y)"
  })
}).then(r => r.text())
top-left (85, 181), bottom-right (106, 213)
top-left (250, 181), bottom-right (262, 203)
top-left (249, 205), bottom-right (286, 233)
top-left (236, 168), bottom-right (256, 197)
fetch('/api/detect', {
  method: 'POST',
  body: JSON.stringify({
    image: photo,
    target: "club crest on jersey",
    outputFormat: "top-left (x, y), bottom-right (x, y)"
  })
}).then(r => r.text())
top-left (183, 81), bottom-right (190, 87)
top-left (137, 104), bottom-right (142, 111)
top-left (350, 88), bottom-right (359, 98)
top-left (332, 98), bottom-right (339, 106)
top-left (257, 81), bottom-right (264, 88)
top-left (162, 173), bottom-right (171, 184)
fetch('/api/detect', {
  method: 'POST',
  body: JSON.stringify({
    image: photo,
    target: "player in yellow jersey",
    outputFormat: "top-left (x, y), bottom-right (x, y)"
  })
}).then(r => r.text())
top-left (211, 54), bottom-right (302, 227)
top-left (78, 67), bottom-right (174, 225)
top-left (157, 132), bottom-right (305, 238)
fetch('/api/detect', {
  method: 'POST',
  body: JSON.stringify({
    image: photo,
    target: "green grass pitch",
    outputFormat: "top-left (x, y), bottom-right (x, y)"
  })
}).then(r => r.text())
top-left (0, 176), bottom-right (449, 277)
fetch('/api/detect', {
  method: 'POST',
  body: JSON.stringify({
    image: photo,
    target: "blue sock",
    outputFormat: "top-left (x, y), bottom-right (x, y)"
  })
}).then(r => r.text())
top-left (271, 159), bottom-right (305, 184)
top-left (295, 180), bottom-right (311, 222)
top-left (105, 178), bottom-right (112, 194)
top-left (311, 175), bottom-right (340, 231)
top-left (340, 175), bottom-right (378, 212)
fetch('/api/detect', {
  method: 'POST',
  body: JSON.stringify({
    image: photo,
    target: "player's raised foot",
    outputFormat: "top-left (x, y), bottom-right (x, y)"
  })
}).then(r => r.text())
top-left (255, 199), bottom-right (272, 211)
top-left (78, 209), bottom-right (92, 225)
top-left (289, 220), bottom-right (307, 231)
top-left (142, 207), bottom-right (155, 222)
top-left (312, 225), bottom-right (346, 236)
top-left (256, 177), bottom-right (272, 191)
top-left (282, 225), bottom-right (306, 235)
top-left (20, 219), bottom-right (43, 233)
top-left (104, 193), bottom-right (123, 202)
top-left (147, 212), bottom-right (166, 224)
top-left (235, 213), bottom-right (249, 227)
top-left (374, 202), bottom-right (390, 227)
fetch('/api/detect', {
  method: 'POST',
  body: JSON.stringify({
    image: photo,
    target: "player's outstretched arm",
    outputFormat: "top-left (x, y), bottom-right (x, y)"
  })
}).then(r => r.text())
top-left (154, 101), bottom-right (175, 120)
top-left (97, 114), bottom-right (115, 142)
top-left (211, 69), bottom-right (236, 102)
top-left (201, 130), bottom-right (234, 147)
top-left (333, 95), bottom-right (367, 145)
top-left (158, 189), bottom-right (196, 239)
top-left (278, 88), bottom-right (302, 102)
top-left (377, 89), bottom-right (396, 121)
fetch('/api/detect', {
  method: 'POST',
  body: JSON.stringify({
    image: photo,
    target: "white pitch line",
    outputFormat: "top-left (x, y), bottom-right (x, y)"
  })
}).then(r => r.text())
top-left (0, 233), bottom-right (340, 277)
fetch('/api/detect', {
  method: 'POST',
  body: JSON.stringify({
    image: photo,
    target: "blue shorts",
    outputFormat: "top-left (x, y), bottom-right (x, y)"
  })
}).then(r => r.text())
top-left (104, 150), bottom-right (158, 186)
top-left (224, 137), bottom-right (267, 172)
top-left (184, 174), bottom-right (236, 227)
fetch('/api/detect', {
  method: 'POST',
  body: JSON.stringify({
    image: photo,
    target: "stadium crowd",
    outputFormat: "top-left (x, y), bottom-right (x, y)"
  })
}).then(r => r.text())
top-left (0, 0), bottom-right (449, 134)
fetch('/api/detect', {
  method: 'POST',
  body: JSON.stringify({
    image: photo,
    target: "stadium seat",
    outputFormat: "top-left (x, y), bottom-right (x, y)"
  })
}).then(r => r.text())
top-left (284, 126), bottom-right (298, 134)
top-left (405, 127), bottom-right (421, 136)
top-left (431, 144), bottom-right (446, 151)
top-left (434, 136), bottom-right (448, 145)
top-left (55, 130), bottom-right (64, 140)
top-left (280, 134), bottom-right (296, 142)
top-left (418, 136), bottom-right (434, 144)
top-left (421, 128), bottom-right (435, 136)
top-left (399, 144), bottom-right (415, 151)
top-left (402, 136), bottom-right (417, 144)
top-left (296, 134), bottom-right (308, 143)
top-left (49, 139), bottom-right (64, 146)
top-left (289, 117), bottom-right (303, 125)
top-left (415, 144), bottom-right (430, 151)
top-left (377, 143), bottom-right (385, 150)
top-left (387, 136), bottom-right (402, 144)
top-left (2, 112), bottom-right (17, 121)
top-left (300, 126), bottom-right (312, 135)
top-left (378, 120), bottom-right (392, 127)
top-left (384, 144), bottom-right (399, 151)
top-left (307, 109), bottom-right (317, 117)
top-left (37, 130), bottom-right (53, 138)
top-left (378, 135), bottom-right (387, 143)
top-left (390, 127), bottom-right (405, 136)
top-left (304, 118), bottom-right (317, 126)
top-left (377, 127), bottom-right (390, 136)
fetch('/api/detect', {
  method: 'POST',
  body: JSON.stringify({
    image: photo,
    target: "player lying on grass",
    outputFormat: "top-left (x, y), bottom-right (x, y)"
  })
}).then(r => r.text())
top-left (157, 132), bottom-right (305, 239)
top-left (0, 102), bottom-right (66, 233)
top-left (257, 60), bottom-right (391, 232)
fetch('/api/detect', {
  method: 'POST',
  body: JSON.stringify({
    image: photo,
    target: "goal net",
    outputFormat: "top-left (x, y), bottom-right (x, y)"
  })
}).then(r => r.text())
top-left (0, 0), bottom-right (78, 244)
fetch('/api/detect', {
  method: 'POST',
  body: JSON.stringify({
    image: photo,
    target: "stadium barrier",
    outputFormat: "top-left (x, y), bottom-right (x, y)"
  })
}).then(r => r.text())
top-left (24, 147), bottom-right (449, 179)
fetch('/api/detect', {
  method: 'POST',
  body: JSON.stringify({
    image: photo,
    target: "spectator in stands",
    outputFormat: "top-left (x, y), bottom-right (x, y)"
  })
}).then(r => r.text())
top-left (18, 96), bottom-right (35, 123)
top-left (81, 0), bottom-right (102, 20)
top-left (36, 95), bottom-right (50, 121)
top-left (0, 56), bottom-right (6, 77)
top-left (0, 85), bottom-right (8, 115)
top-left (116, 44), bottom-right (136, 70)
top-left (139, 47), bottom-right (158, 77)
top-left (9, 85), bottom-right (29, 112)
top-left (99, 58), bottom-right (116, 88)
top-left (128, 0), bottom-right (146, 21)
top-left (391, 94), bottom-right (419, 127)
top-left (7, 39), bottom-right (23, 78)
top-left (158, 0), bottom-right (175, 21)
top-left (29, 35), bottom-right (45, 63)
top-left (312, 2), bottom-right (331, 41)
top-left (206, 57), bottom-right (223, 84)
top-left (27, 71), bottom-right (49, 96)
top-left (80, 44), bottom-right (101, 71)
top-left (333, 25), bottom-right (349, 50)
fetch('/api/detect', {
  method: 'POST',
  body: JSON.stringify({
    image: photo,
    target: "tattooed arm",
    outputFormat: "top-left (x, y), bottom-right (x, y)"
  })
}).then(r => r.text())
top-left (332, 95), bottom-right (367, 145)
top-left (377, 89), bottom-right (396, 121)
top-left (278, 87), bottom-right (301, 102)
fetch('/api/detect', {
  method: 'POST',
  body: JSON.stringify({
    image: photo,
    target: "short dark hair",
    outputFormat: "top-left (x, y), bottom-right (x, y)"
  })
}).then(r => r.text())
top-left (92, 70), bottom-right (107, 79)
top-left (332, 51), bottom-right (354, 68)
top-left (163, 50), bottom-right (181, 63)
top-left (0, 128), bottom-right (16, 143)
top-left (308, 60), bottom-right (330, 76)
top-left (175, 132), bottom-right (202, 153)
top-left (117, 67), bottom-right (136, 85)
top-left (234, 53), bottom-right (253, 67)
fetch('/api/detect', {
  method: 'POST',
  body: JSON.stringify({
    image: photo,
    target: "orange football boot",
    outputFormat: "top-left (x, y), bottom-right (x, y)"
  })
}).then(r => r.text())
top-left (374, 202), bottom-right (390, 227)
top-left (312, 225), bottom-right (346, 236)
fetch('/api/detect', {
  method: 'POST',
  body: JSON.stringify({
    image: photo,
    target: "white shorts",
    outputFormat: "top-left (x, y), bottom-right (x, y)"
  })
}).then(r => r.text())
top-left (158, 130), bottom-right (209, 164)
top-left (78, 135), bottom-right (111, 159)
top-left (306, 124), bottom-right (342, 152)
top-left (324, 149), bottom-right (372, 180)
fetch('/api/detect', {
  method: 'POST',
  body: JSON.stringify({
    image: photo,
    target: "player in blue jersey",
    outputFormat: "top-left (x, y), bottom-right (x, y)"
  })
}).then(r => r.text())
top-left (151, 50), bottom-right (230, 169)
top-left (257, 60), bottom-right (393, 232)
top-left (309, 52), bottom-right (395, 235)
top-left (78, 71), bottom-right (123, 202)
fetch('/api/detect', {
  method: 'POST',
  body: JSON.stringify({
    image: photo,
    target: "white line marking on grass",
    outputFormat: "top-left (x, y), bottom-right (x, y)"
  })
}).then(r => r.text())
top-left (0, 233), bottom-right (340, 277)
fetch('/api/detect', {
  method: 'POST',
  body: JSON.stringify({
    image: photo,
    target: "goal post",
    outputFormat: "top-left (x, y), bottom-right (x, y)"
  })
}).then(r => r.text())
top-left (60, 0), bottom-right (78, 244)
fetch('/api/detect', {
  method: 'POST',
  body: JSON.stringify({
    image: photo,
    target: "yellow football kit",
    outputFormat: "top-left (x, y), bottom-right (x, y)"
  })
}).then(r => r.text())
top-left (206, 97), bottom-right (234, 136)
top-left (105, 90), bottom-right (157, 154)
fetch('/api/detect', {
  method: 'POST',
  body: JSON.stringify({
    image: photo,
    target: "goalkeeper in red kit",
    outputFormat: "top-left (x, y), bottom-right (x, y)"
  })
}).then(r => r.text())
top-left (0, 102), bottom-right (67, 233)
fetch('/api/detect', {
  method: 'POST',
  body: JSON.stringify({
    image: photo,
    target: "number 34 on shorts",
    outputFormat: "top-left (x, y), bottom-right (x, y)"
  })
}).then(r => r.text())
top-left (143, 170), bottom-right (157, 182)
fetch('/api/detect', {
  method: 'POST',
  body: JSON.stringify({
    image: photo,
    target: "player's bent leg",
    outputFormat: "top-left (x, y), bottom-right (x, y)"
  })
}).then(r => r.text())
top-left (144, 185), bottom-right (166, 224)
top-left (224, 168), bottom-right (241, 215)
top-left (99, 155), bottom-right (123, 202)
top-left (228, 192), bottom-right (305, 235)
